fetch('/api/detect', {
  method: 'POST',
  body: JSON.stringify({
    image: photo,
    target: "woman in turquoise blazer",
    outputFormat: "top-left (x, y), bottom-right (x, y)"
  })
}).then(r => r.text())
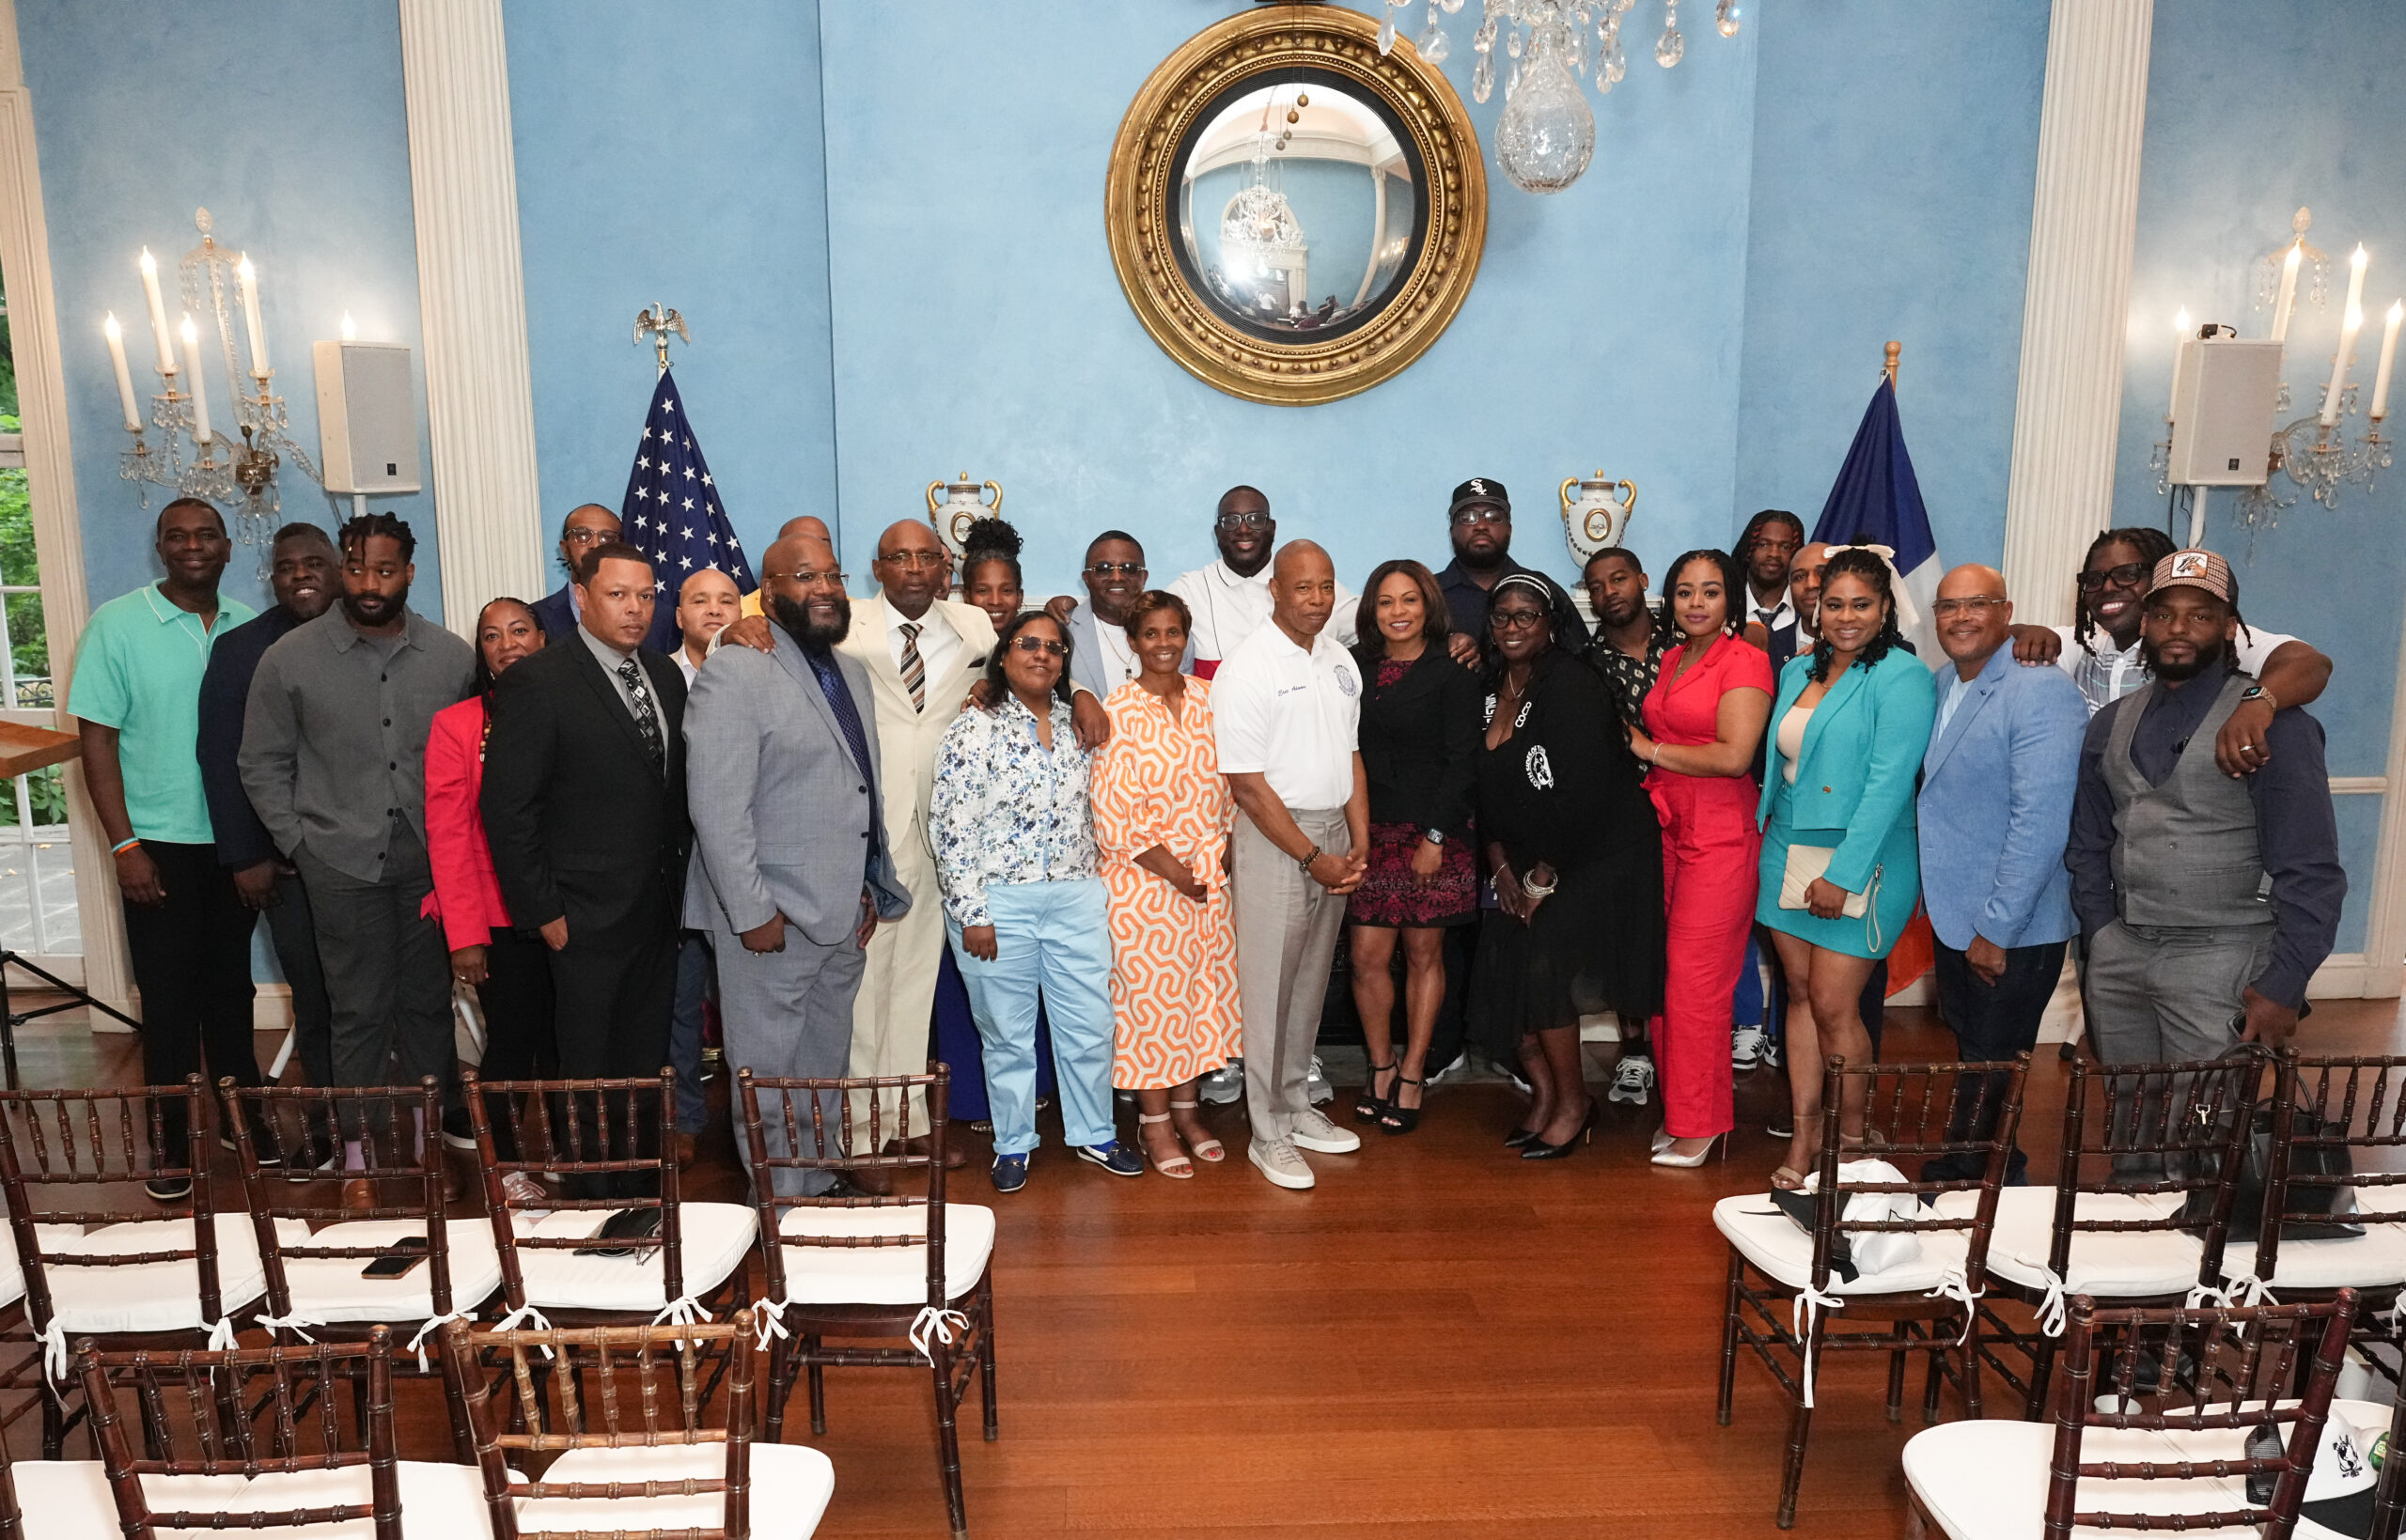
top-left (1755, 548), bottom-right (1936, 1189)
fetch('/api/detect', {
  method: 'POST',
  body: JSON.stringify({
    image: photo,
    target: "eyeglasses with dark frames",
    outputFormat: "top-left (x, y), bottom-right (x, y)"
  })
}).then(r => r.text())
top-left (1085, 562), bottom-right (1144, 578)
top-left (2076, 562), bottom-right (2150, 592)
top-left (1215, 512), bottom-right (1273, 531)
top-left (1008, 634), bottom-right (1069, 657)
top-left (1488, 608), bottom-right (1549, 632)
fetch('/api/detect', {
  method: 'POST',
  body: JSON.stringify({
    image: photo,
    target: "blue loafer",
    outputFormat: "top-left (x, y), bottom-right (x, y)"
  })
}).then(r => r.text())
top-left (991, 1154), bottom-right (1029, 1194)
top-left (1075, 1140), bottom-right (1142, 1178)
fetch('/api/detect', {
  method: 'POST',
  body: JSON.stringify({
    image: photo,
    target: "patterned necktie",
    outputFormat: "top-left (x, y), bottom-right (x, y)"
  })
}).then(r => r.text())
top-left (898, 621), bottom-right (926, 712)
top-left (616, 657), bottom-right (664, 773)
top-left (809, 650), bottom-right (875, 783)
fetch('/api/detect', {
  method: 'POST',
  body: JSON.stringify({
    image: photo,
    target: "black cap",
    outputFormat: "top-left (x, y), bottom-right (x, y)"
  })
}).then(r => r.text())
top-left (1449, 477), bottom-right (1509, 518)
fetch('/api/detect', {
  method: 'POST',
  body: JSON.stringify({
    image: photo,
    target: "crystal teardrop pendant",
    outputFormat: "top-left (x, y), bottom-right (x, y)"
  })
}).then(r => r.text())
top-left (1472, 50), bottom-right (1495, 102)
top-left (1418, 24), bottom-right (1452, 63)
top-left (1378, 11), bottom-right (1398, 54)
top-left (1654, 23), bottom-right (1684, 67)
top-left (1438, 0), bottom-right (1465, 12)
top-left (1494, 23), bottom-right (1595, 194)
top-left (1715, 0), bottom-right (1740, 37)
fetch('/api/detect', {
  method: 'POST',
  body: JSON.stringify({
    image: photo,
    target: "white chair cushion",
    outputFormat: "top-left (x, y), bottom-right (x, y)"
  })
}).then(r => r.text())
top-left (512, 1203), bottom-right (756, 1312)
top-left (1711, 1192), bottom-right (1971, 1296)
top-left (13, 1460), bottom-right (245, 1539)
top-left (1972, 1188), bottom-right (2208, 1299)
top-left (268, 1219), bottom-right (504, 1326)
top-left (518, 1442), bottom-right (832, 1539)
top-left (39, 1214), bottom-right (274, 1333)
top-left (2226, 1221), bottom-right (2406, 1292)
top-left (10, 1458), bottom-right (492, 1539)
top-left (775, 1202), bottom-right (994, 1307)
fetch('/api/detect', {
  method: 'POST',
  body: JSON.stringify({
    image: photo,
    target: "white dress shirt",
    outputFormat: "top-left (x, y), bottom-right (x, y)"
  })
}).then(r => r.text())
top-left (1089, 619), bottom-right (1140, 689)
top-left (1170, 558), bottom-right (1360, 668)
top-left (888, 601), bottom-right (962, 693)
top-left (1210, 618), bottom-right (1362, 812)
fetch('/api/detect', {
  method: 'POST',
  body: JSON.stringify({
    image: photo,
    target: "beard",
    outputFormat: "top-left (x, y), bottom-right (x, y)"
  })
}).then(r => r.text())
top-left (1601, 595), bottom-right (1645, 629)
top-left (341, 583), bottom-right (408, 628)
top-left (1452, 532), bottom-right (1505, 572)
top-left (2139, 635), bottom-right (2226, 682)
top-left (771, 590), bottom-right (851, 653)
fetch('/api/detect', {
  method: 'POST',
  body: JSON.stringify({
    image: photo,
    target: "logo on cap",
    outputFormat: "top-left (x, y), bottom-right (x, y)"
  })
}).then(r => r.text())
top-left (2171, 552), bottom-right (2211, 579)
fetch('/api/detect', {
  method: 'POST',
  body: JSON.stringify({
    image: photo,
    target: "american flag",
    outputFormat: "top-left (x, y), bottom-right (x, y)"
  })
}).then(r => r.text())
top-left (618, 368), bottom-right (755, 648)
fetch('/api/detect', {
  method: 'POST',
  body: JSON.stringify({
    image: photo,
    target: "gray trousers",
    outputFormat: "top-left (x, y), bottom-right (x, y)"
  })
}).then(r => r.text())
top-left (2085, 918), bottom-right (2275, 1065)
top-left (1232, 806), bottom-right (1351, 1145)
top-left (294, 822), bottom-right (456, 1115)
top-left (717, 924), bottom-right (864, 1197)
top-left (262, 868), bottom-right (334, 1089)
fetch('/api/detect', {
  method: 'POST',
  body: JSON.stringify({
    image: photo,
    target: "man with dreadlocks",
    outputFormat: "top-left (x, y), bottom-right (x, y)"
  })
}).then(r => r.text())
top-left (2067, 550), bottom-right (2342, 1060)
top-left (1732, 508), bottom-right (1805, 655)
top-left (2008, 524), bottom-right (2329, 777)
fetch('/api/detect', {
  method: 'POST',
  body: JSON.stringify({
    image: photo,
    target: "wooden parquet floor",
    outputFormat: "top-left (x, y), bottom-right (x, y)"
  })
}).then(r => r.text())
top-left (12, 995), bottom-right (2406, 1538)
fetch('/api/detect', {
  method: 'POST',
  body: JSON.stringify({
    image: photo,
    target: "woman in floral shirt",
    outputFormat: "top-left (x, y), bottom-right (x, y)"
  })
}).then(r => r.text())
top-left (931, 610), bottom-right (1139, 1192)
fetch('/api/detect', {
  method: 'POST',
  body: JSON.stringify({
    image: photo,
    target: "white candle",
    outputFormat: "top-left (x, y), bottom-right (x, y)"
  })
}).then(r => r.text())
top-left (2272, 242), bottom-right (2302, 342)
top-left (2323, 303), bottom-right (2362, 428)
top-left (236, 254), bottom-right (268, 379)
top-left (137, 248), bottom-right (175, 375)
top-left (2344, 244), bottom-right (2369, 319)
top-left (339, 310), bottom-right (357, 342)
top-left (102, 314), bottom-right (140, 431)
top-left (2373, 300), bottom-right (2404, 421)
top-left (179, 313), bottom-right (211, 452)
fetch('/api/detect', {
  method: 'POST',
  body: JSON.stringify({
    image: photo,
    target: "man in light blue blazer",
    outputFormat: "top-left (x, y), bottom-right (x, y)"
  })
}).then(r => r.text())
top-left (1917, 565), bottom-right (2086, 1180)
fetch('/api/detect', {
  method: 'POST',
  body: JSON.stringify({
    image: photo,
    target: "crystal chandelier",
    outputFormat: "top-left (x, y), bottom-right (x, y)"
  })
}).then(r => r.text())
top-left (1221, 154), bottom-right (1306, 276)
top-left (1381, 0), bottom-right (1742, 195)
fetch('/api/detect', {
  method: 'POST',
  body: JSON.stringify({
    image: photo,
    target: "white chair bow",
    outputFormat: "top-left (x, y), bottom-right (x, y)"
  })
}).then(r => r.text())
top-left (1923, 1269), bottom-right (1983, 1347)
top-left (1790, 1285), bottom-right (1845, 1408)
top-left (491, 1303), bottom-right (555, 1359)
top-left (404, 1309), bottom-right (469, 1372)
top-left (909, 1306), bottom-right (970, 1366)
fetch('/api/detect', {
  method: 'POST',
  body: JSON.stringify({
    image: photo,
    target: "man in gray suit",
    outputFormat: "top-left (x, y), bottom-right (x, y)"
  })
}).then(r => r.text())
top-left (683, 533), bottom-right (912, 1195)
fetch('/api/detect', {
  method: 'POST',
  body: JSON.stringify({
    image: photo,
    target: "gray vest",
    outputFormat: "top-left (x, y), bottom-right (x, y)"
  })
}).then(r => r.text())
top-left (2102, 673), bottom-right (2273, 927)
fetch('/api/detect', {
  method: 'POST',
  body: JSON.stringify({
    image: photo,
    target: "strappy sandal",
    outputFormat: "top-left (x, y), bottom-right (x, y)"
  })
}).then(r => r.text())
top-left (1168, 1099), bottom-right (1225, 1162)
top-left (1355, 1059), bottom-right (1398, 1124)
top-left (1770, 1165), bottom-right (1809, 1191)
top-left (1378, 1075), bottom-right (1424, 1135)
top-left (1137, 1112), bottom-right (1192, 1179)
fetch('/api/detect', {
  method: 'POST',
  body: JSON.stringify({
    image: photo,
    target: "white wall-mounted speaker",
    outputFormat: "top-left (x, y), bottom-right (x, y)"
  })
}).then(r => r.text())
top-left (312, 340), bottom-right (421, 495)
top-left (2167, 334), bottom-right (2281, 487)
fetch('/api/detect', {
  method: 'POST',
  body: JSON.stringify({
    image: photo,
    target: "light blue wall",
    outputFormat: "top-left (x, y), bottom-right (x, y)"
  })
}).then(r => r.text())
top-left (504, 0), bottom-right (837, 583)
top-left (2114, 0), bottom-right (2406, 956)
top-left (816, 1), bottom-right (1760, 600)
top-left (1733, 0), bottom-right (2049, 565)
top-left (16, 0), bottom-right (438, 619)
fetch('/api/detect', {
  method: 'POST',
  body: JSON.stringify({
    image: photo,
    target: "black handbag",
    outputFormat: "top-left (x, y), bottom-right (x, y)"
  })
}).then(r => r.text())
top-left (2177, 1092), bottom-right (2362, 1243)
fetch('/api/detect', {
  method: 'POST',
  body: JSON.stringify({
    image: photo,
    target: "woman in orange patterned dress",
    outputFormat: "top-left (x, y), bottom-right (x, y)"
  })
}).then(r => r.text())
top-left (1093, 590), bottom-right (1242, 1179)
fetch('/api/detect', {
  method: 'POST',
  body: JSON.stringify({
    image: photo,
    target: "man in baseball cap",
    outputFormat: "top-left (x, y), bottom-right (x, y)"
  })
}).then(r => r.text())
top-left (2067, 548), bottom-right (2344, 1069)
top-left (1434, 477), bottom-right (1589, 645)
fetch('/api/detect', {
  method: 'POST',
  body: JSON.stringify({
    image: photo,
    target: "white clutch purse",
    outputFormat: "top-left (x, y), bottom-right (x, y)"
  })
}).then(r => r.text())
top-left (1777, 845), bottom-right (1869, 919)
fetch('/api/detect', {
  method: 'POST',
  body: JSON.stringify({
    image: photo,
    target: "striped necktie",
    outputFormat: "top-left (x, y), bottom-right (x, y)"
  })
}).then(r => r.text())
top-left (899, 621), bottom-right (926, 712)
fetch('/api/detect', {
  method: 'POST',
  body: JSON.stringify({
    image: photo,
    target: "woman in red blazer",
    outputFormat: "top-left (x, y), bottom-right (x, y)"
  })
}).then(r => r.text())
top-left (423, 598), bottom-right (551, 1190)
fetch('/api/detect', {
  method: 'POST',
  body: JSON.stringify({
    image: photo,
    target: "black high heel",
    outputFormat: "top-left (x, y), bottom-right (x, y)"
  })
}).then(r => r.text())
top-left (1354, 1060), bottom-right (1398, 1124)
top-left (1521, 1100), bottom-right (1599, 1161)
top-left (1379, 1076), bottom-right (1423, 1136)
top-left (1503, 1124), bottom-right (1544, 1148)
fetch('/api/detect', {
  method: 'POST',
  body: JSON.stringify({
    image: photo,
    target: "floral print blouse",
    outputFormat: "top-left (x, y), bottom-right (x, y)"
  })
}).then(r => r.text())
top-left (930, 692), bottom-right (1099, 928)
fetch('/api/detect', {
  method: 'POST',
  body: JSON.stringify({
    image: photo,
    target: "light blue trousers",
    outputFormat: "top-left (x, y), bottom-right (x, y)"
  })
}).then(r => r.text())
top-left (945, 878), bottom-right (1116, 1157)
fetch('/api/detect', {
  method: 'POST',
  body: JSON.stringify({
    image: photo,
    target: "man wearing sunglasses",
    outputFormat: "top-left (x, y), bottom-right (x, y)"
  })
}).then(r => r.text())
top-left (1169, 486), bottom-right (1359, 679)
top-left (1055, 531), bottom-right (1191, 694)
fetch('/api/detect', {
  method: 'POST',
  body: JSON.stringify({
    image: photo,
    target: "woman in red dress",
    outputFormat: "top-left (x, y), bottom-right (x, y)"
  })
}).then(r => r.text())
top-left (1626, 550), bottom-right (1774, 1167)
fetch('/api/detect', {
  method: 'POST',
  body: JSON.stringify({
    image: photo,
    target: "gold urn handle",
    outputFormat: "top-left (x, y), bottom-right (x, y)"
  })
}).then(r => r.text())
top-left (1558, 475), bottom-right (1581, 520)
top-left (925, 478), bottom-right (946, 521)
top-left (981, 480), bottom-right (1003, 516)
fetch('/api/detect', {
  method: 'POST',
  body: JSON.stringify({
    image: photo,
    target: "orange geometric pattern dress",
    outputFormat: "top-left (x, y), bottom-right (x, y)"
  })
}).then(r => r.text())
top-left (1093, 678), bottom-right (1242, 1090)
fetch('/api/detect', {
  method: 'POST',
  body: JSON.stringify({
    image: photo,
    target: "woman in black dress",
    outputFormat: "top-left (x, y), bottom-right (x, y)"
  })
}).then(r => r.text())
top-left (1473, 572), bottom-right (1664, 1159)
top-left (1346, 559), bottom-right (1481, 1135)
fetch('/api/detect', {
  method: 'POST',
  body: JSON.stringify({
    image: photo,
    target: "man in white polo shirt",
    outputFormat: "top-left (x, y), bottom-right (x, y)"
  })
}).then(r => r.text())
top-left (1212, 540), bottom-right (1371, 1190)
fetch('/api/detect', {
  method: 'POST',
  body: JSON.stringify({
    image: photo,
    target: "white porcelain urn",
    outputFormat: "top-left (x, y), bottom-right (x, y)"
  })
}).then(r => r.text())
top-left (1558, 471), bottom-right (1636, 565)
top-left (924, 473), bottom-right (1003, 559)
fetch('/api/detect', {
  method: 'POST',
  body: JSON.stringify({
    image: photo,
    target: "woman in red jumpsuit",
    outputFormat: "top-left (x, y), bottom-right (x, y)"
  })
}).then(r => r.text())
top-left (1626, 549), bottom-right (1774, 1166)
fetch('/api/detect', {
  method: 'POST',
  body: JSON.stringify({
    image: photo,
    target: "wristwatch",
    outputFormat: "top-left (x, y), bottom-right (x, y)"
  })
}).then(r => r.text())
top-left (2240, 685), bottom-right (2279, 710)
top-left (1423, 828), bottom-right (1445, 846)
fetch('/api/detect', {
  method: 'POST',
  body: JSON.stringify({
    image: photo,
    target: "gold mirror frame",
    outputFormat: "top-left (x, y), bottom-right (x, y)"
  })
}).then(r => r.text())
top-left (1105, 6), bottom-right (1487, 407)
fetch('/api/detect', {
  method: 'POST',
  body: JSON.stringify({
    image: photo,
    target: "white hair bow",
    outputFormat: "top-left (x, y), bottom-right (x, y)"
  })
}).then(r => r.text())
top-left (1823, 542), bottom-right (1920, 634)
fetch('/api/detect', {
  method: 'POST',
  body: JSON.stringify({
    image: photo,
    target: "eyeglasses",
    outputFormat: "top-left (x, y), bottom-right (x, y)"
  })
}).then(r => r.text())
top-left (2077, 562), bottom-right (2150, 592)
top-left (1929, 596), bottom-right (2008, 618)
top-left (877, 550), bottom-right (949, 570)
top-left (1086, 562), bottom-right (1144, 578)
top-left (768, 568), bottom-right (847, 588)
top-left (1008, 634), bottom-right (1069, 657)
top-left (1215, 512), bottom-right (1273, 532)
top-left (1488, 609), bottom-right (1549, 632)
top-left (1450, 507), bottom-right (1508, 527)
top-left (562, 526), bottom-right (616, 547)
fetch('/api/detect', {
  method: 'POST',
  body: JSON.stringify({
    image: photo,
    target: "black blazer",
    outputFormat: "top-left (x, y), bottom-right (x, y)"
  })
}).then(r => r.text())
top-left (480, 634), bottom-right (689, 937)
top-left (1351, 646), bottom-right (1480, 838)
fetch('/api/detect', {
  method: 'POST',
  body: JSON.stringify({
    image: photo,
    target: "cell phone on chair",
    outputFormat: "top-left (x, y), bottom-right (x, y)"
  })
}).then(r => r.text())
top-left (360, 1236), bottom-right (430, 1279)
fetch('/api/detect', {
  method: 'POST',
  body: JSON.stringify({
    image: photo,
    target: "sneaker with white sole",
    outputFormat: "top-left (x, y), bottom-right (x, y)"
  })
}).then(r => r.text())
top-left (1248, 1138), bottom-right (1314, 1190)
top-left (1198, 1062), bottom-right (1245, 1106)
top-left (1290, 1107), bottom-right (1361, 1155)
top-left (1731, 1025), bottom-right (1766, 1070)
top-left (1305, 1056), bottom-right (1335, 1106)
top-left (501, 1171), bottom-right (551, 1218)
top-left (1607, 1054), bottom-right (1655, 1107)
top-left (1762, 1037), bottom-right (1783, 1069)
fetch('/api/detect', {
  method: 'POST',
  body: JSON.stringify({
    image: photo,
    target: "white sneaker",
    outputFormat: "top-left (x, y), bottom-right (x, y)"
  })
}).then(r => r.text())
top-left (1731, 1025), bottom-right (1766, 1070)
top-left (1762, 1037), bottom-right (1783, 1069)
top-left (1607, 1054), bottom-right (1655, 1107)
top-left (1290, 1107), bottom-right (1361, 1154)
top-left (1199, 1062), bottom-right (1246, 1106)
top-left (1248, 1138), bottom-right (1315, 1190)
top-left (1305, 1056), bottom-right (1335, 1105)
top-left (501, 1171), bottom-right (551, 1219)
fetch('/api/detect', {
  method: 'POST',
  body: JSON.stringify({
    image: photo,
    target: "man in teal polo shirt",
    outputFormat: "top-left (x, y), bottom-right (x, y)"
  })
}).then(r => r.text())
top-left (69, 497), bottom-right (262, 1196)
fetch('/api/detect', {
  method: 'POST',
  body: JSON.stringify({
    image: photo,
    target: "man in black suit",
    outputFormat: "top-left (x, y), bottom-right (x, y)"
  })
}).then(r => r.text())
top-left (482, 540), bottom-right (689, 1190)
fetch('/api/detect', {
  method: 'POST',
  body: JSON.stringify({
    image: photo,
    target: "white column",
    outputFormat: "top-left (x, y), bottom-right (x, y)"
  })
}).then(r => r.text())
top-left (398, 0), bottom-right (544, 635)
top-left (1998, 0), bottom-right (2154, 626)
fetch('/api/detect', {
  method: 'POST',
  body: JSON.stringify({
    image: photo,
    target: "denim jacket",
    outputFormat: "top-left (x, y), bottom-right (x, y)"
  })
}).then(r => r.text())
top-left (930, 693), bottom-right (1098, 927)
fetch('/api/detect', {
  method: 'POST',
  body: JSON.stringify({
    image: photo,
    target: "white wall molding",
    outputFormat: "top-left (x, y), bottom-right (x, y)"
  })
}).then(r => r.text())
top-left (2358, 617), bottom-right (2406, 997)
top-left (1999, 0), bottom-right (2154, 626)
top-left (0, 0), bottom-right (133, 1013)
top-left (398, 0), bottom-right (544, 635)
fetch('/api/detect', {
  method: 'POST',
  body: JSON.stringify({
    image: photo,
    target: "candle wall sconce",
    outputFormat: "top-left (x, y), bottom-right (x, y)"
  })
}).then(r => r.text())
top-left (108, 208), bottom-right (320, 550)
